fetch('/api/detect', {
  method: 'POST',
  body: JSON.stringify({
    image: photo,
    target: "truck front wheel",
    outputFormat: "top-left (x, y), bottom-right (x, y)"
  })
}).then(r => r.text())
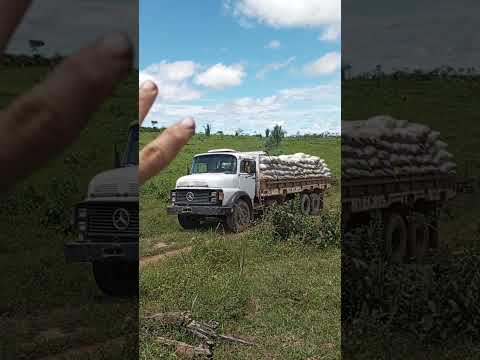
top-left (92, 260), bottom-right (138, 297)
top-left (226, 199), bottom-right (251, 233)
top-left (385, 213), bottom-right (407, 263)
top-left (178, 214), bottom-right (201, 230)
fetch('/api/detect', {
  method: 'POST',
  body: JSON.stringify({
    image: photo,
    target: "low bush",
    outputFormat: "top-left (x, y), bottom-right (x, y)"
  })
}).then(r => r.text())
top-left (342, 220), bottom-right (480, 349)
top-left (261, 199), bottom-right (340, 247)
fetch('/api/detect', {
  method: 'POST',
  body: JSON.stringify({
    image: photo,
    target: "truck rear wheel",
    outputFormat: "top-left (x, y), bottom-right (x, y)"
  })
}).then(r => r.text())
top-left (300, 193), bottom-right (311, 215)
top-left (92, 260), bottom-right (138, 297)
top-left (310, 193), bottom-right (323, 215)
top-left (226, 199), bottom-right (251, 233)
top-left (385, 213), bottom-right (407, 263)
top-left (408, 214), bottom-right (429, 263)
top-left (178, 214), bottom-right (201, 230)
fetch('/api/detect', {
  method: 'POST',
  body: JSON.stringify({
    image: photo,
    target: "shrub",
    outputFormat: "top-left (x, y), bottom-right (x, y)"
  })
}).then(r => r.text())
top-left (342, 219), bottom-right (480, 347)
top-left (262, 199), bottom-right (340, 247)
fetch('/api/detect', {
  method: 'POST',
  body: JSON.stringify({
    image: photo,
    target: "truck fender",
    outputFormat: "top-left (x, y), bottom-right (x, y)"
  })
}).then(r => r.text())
top-left (225, 191), bottom-right (253, 209)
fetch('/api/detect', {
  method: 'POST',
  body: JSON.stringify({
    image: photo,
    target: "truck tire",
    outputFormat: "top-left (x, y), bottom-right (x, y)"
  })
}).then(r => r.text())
top-left (310, 193), bottom-right (323, 215)
top-left (408, 214), bottom-right (429, 263)
top-left (226, 199), bottom-right (251, 233)
top-left (178, 214), bottom-right (201, 230)
top-left (93, 260), bottom-right (138, 297)
top-left (300, 193), bottom-right (311, 215)
top-left (384, 213), bottom-right (407, 263)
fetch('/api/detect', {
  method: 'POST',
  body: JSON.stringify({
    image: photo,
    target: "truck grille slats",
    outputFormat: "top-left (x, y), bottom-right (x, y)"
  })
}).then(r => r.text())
top-left (175, 189), bottom-right (212, 205)
top-left (86, 202), bottom-right (138, 240)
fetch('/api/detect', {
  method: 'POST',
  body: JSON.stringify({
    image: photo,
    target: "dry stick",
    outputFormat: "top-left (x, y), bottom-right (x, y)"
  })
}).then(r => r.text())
top-left (145, 312), bottom-right (255, 346)
top-left (154, 336), bottom-right (213, 358)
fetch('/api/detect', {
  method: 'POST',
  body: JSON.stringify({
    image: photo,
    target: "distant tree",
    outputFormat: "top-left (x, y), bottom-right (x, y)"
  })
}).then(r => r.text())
top-left (151, 120), bottom-right (158, 128)
top-left (265, 124), bottom-right (285, 151)
top-left (265, 128), bottom-right (270, 138)
top-left (216, 130), bottom-right (223, 135)
top-left (271, 124), bottom-right (285, 146)
top-left (235, 128), bottom-right (243, 136)
top-left (204, 123), bottom-right (211, 136)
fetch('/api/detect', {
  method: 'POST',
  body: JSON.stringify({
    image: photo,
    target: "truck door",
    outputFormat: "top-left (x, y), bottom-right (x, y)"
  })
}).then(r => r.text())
top-left (239, 159), bottom-right (256, 201)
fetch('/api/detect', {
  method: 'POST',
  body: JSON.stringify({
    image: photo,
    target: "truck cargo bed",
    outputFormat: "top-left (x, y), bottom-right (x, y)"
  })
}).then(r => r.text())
top-left (259, 176), bottom-right (331, 197)
top-left (342, 174), bottom-right (457, 212)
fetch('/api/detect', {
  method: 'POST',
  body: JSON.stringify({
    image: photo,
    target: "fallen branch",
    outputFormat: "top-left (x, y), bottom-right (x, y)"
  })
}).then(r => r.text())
top-left (154, 336), bottom-right (213, 359)
top-left (144, 311), bottom-right (255, 357)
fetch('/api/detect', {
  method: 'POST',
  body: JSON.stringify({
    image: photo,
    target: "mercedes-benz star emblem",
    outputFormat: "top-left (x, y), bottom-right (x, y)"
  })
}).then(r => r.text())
top-left (186, 192), bottom-right (195, 201)
top-left (112, 208), bottom-right (130, 230)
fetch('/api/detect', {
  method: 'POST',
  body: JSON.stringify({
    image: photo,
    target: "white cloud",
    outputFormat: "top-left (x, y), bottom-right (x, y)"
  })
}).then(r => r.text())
top-left (265, 40), bottom-right (281, 49)
top-left (229, 0), bottom-right (340, 28)
top-left (303, 52), bottom-right (341, 76)
top-left (144, 84), bottom-right (340, 135)
top-left (194, 63), bottom-right (246, 89)
top-left (256, 57), bottom-right (296, 79)
top-left (319, 23), bottom-right (341, 42)
top-left (140, 61), bottom-right (202, 102)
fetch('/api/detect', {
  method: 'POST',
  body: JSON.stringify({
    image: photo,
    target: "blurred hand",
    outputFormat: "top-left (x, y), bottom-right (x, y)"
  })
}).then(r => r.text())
top-left (138, 80), bottom-right (195, 185)
top-left (0, 1), bottom-right (133, 188)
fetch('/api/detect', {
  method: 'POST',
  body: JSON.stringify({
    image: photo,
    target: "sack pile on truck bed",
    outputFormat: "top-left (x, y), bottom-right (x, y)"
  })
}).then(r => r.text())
top-left (259, 153), bottom-right (332, 180)
top-left (342, 115), bottom-right (456, 179)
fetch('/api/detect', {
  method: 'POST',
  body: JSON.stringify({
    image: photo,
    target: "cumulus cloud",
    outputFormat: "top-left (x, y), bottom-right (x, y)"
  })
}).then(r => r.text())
top-left (265, 40), bottom-right (281, 49)
top-left (303, 52), bottom-right (341, 76)
top-left (145, 84), bottom-right (340, 135)
top-left (228, 0), bottom-right (340, 28)
top-left (139, 61), bottom-right (202, 102)
top-left (256, 57), bottom-right (296, 79)
top-left (194, 63), bottom-right (246, 89)
top-left (319, 23), bottom-right (341, 42)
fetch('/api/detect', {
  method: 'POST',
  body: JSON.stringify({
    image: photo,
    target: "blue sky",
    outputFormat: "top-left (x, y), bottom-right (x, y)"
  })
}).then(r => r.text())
top-left (140, 0), bottom-right (341, 135)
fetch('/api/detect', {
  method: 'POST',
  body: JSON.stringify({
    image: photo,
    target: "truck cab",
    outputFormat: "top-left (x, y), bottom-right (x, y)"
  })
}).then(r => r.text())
top-left (167, 149), bottom-right (261, 232)
top-left (65, 122), bottom-right (139, 296)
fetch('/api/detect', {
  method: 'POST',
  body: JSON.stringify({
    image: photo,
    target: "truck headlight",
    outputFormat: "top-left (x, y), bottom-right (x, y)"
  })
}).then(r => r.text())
top-left (78, 208), bottom-right (87, 218)
top-left (218, 191), bottom-right (224, 201)
top-left (78, 221), bottom-right (87, 233)
top-left (171, 191), bottom-right (176, 204)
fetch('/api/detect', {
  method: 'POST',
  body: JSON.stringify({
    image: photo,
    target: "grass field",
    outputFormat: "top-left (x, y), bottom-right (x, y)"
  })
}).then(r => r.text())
top-left (139, 133), bottom-right (341, 359)
top-left (0, 64), bottom-right (138, 359)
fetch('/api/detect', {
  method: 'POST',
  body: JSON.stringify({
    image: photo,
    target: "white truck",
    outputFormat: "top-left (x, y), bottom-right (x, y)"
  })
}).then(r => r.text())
top-left (65, 122), bottom-right (139, 296)
top-left (167, 149), bottom-right (332, 232)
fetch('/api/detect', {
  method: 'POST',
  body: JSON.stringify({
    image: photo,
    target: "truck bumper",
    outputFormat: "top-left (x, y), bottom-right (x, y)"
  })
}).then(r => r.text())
top-left (166, 205), bottom-right (233, 216)
top-left (64, 241), bottom-right (138, 263)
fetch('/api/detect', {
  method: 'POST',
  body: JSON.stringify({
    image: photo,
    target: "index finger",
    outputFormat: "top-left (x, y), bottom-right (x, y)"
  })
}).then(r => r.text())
top-left (139, 80), bottom-right (157, 125)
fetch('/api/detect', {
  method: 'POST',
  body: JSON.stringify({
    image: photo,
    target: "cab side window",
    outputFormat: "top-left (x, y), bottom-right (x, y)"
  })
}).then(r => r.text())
top-left (240, 160), bottom-right (256, 174)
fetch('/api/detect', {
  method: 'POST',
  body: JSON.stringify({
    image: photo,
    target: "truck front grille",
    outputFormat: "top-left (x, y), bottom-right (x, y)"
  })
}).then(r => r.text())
top-left (86, 202), bottom-right (138, 240)
top-left (175, 189), bottom-right (212, 205)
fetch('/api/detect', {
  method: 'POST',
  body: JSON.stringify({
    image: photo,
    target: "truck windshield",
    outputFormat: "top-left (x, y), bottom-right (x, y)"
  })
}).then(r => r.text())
top-left (191, 154), bottom-right (237, 174)
top-left (123, 124), bottom-right (139, 166)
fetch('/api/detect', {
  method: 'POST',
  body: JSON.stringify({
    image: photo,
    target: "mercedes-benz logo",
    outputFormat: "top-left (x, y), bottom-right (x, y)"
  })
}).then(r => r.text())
top-left (112, 208), bottom-right (130, 230)
top-left (186, 192), bottom-right (195, 201)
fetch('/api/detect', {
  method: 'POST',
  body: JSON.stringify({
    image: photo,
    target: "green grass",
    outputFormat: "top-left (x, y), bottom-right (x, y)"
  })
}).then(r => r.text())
top-left (140, 133), bottom-right (341, 358)
top-left (0, 65), bottom-right (138, 359)
top-left (140, 231), bottom-right (340, 359)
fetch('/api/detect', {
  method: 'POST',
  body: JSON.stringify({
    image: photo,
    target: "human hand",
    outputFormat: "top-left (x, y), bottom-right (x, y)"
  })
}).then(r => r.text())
top-left (0, 1), bottom-right (133, 188)
top-left (138, 80), bottom-right (196, 185)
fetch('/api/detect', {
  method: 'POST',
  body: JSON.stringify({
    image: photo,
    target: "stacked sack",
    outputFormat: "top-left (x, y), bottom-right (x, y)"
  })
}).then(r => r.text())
top-left (259, 153), bottom-right (331, 180)
top-left (342, 115), bottom-right (456, 179)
